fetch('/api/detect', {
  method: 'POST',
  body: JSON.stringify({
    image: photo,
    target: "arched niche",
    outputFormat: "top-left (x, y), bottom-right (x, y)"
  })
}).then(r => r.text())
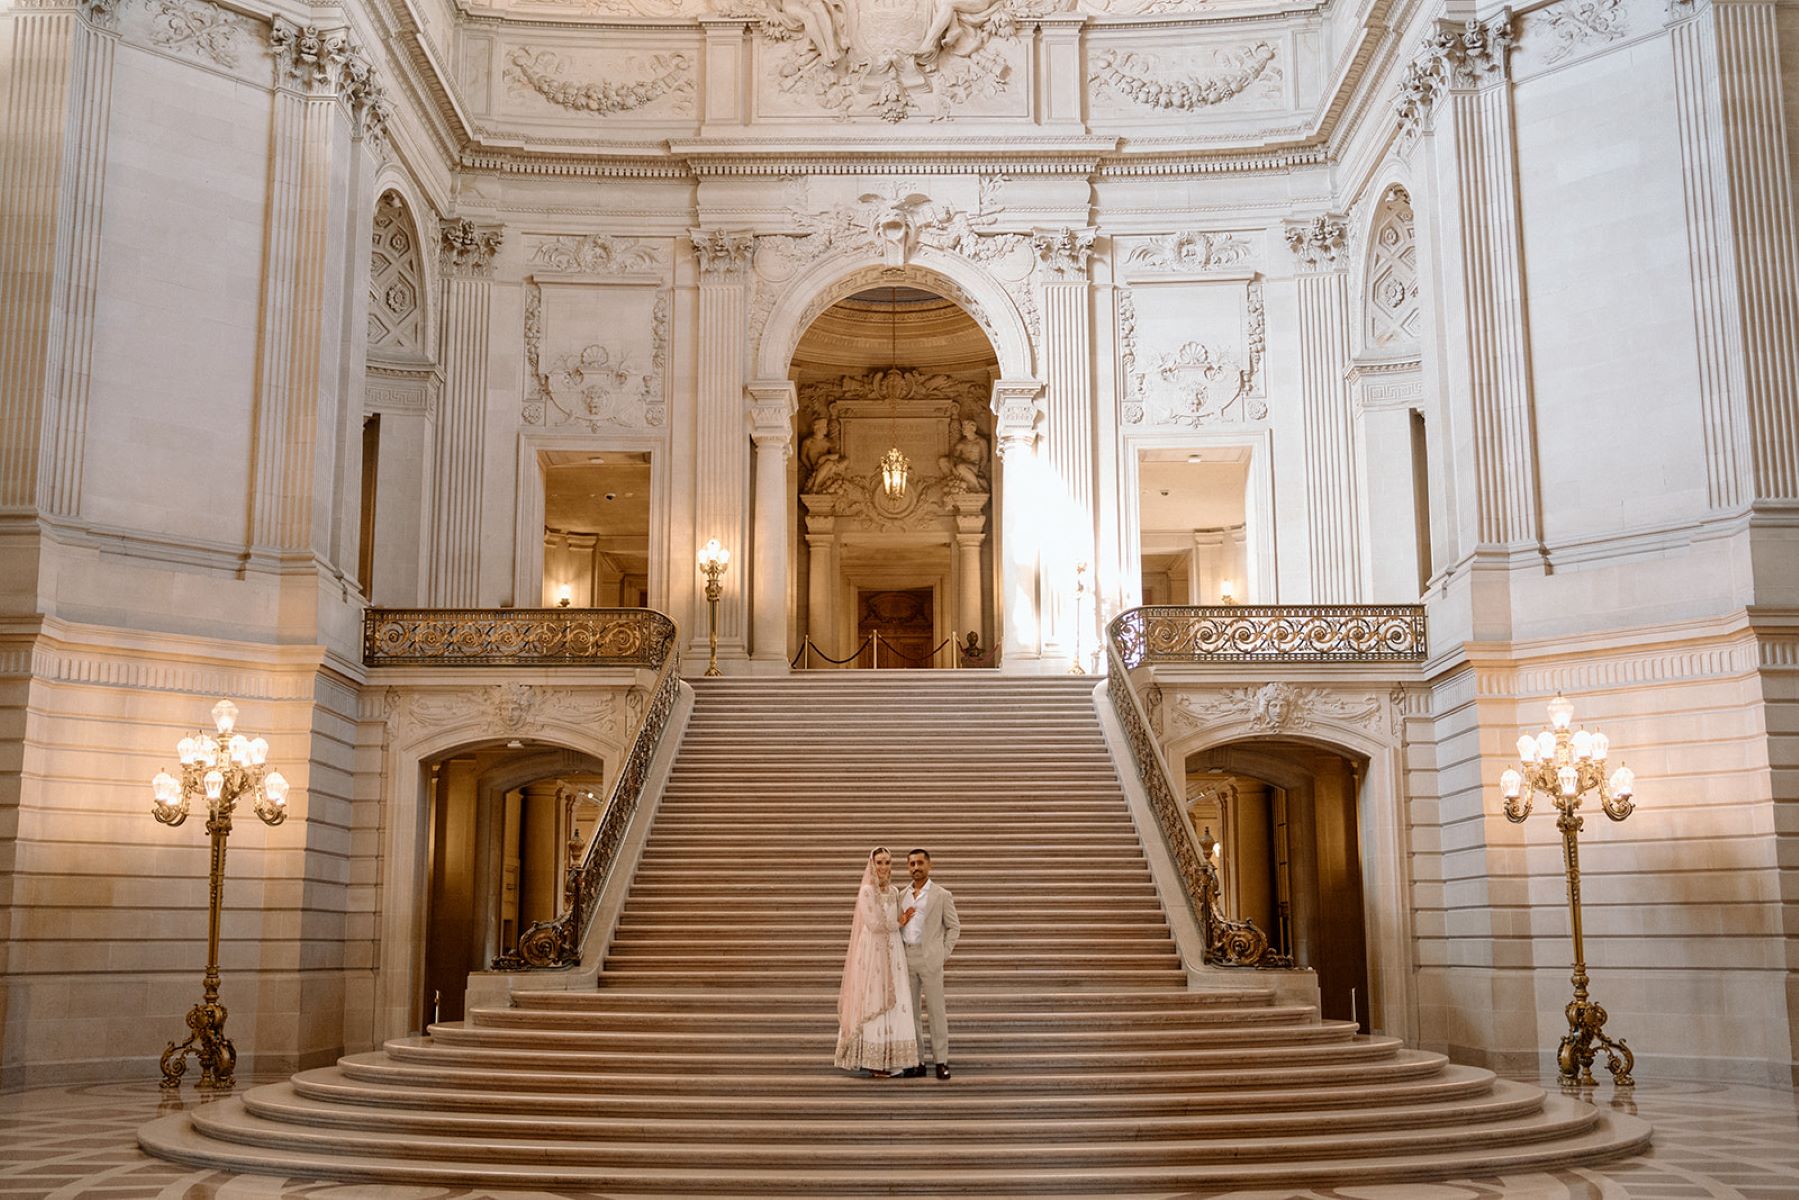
top-left (1363, 184), bottom-right (1421, 356)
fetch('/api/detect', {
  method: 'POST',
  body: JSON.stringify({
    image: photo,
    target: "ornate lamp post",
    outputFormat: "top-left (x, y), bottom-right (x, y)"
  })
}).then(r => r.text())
top-left (1498, 693), bottom-right (1638, 1088)
top-left (697, 538), bottom-right (730, 677)
top-left (150, 699), bottom-right (289, 1090)
top-left (1068, 562), bottom-right (1088, 676)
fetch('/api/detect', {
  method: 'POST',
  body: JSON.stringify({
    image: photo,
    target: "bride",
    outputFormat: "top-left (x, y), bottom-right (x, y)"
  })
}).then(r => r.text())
top-left (834, 847), bottom-right (921, 1076)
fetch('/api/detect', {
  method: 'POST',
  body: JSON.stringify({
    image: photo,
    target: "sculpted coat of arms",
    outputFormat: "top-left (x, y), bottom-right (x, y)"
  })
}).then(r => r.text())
top-left (759, 0), bottom-right (1028, 120)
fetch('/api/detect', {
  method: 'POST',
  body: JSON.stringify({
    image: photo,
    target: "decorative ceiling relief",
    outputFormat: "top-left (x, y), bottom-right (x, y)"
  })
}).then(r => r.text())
top-left (369, 193), bottom-right (425, 353)
top-left (1119, 277), bottom-right (1266, 427)
top-left (1169, 683), bottom-right (1390, 737)
top-left (1364, 186), bottom-right (1420, 352)
top-left (1121, 230), bottom-right (1258, 276)
top-left (748, 188), bottom-right (1038, 352)
top-left (504, 47), bottom-right (695, 116)
top-left (145, 0), bottom-right (251, 67)
top-left (1529, 0), bottom-right (1630, 67)
top-left (798, 369), bottom-right (992, 531)
top-left (527, 234), bottom-right (666, 275)
top-left (1089, 42), bottom-right (1283, 113)
top-left (523, 281), bottom-right (670, 430)
top-left (748, 0), bottom-right (1037, 121)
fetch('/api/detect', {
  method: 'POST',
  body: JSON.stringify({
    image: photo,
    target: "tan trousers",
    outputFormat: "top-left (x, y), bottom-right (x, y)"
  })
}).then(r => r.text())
top-left (904, 942), bottom-right (949, 1064)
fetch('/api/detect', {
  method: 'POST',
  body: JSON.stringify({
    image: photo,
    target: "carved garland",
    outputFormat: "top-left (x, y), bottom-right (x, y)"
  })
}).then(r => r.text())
top-left (1090, 43), bottom-right (1279, 112)
top-left (1125, 231), bottom-right (1256, 274)
top-left (530, 234), bottom-right (666, 275)
top-left (505, 47), bottom-right (695, 116)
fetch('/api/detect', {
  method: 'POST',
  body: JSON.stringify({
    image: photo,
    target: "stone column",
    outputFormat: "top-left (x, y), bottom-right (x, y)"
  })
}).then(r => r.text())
top-left (1401, 13), bottom-right (1543, 605)
top-left (689, 229), bottom-right (754, 669)
top-left (1284, 215), bottom-right (1362, 603)
top-left (1669, 0), bottom-right (1799, 509)
top-left (1032, 226), bottom-right (1098, 664)
top-left (746, 380), bottom-right (797, 670)
top-left (947, 493), bottom-right (989, 650)
top-left (801, 495), bottom-right (838, 664)
top-left (248, 19), bottom-right (384, 559)
top-left (0, 0), bottom-right (117, 519)
top-left (991, 381), bottom-right (1045, 668)
top-left (428, 218), bottom-right (502, 605)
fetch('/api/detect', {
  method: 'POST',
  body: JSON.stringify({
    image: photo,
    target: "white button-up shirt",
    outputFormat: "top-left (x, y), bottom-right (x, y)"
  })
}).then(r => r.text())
top-left (901, 880), bottom-right (932, 945)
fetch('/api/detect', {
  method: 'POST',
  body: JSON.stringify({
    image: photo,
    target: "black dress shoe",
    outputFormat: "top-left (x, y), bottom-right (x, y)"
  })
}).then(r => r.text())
top-left (899, 1065), bottom-right (926, 1078)
top-left (935, 1063), bottom-right (951, 1080)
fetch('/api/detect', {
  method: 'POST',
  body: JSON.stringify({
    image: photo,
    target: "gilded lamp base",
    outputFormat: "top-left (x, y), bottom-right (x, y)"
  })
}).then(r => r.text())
top-left (160, 1000), bottom-right (237, 1091)
top-left (1558, 995), bottom-right (1634, 1088)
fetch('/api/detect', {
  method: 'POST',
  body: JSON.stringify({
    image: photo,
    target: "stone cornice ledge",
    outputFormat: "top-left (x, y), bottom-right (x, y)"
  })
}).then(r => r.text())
top-left (668, 136), bottom-right (1120, 177)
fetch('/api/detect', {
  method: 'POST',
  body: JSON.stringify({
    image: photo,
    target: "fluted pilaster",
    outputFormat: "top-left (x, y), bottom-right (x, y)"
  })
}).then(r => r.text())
top-left (746, 379), bottom-right (797, 667)
top-left (429, 220), bottom-right (502, 606)
top-left (991, 380), bottom-right (1044, 665)
top-left (1033, 226), bottom-right (1097, 658)
top-left (690, 229), bottom-right (754, 665)
top-left (1672, 0), bottom-right (1799, 507)
top-left (0, 1), bottom-right (116, 515)
top-left (1286, 216), bottom-right (1362, 602)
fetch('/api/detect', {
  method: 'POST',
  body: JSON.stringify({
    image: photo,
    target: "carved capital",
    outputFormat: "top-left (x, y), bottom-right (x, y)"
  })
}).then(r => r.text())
top-left (1032, 226), bottom-right (1098, 280)
top-left (1283, 214), bottom-right (1350, 271)
top-left (79, 0), bottom-right (120, 28)
top-left (1395, 10), bottom-right (1518, 139)
top-left (989, 380), bottom-right (1044, 457)
top-left (745, 380), bottom-right (799, 452)
top-left (689, 228), bottom-right (754, 279)
top-left (269, 16), bottom-right (387, 137)
top-left (440, 219), bottom-right (504, 277)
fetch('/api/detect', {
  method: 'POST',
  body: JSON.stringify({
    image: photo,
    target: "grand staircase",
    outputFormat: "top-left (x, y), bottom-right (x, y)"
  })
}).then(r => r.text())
top-left (141, 673), bottom-right (1649, 1193)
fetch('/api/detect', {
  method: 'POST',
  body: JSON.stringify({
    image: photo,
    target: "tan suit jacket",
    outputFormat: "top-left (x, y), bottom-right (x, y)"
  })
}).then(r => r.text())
top-left (905, 881), bottom-right (960, 968)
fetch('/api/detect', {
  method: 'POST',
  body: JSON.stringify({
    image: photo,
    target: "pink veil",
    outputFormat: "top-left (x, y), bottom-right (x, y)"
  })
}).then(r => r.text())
top-left (836, 848), bottom-right (900, 1037)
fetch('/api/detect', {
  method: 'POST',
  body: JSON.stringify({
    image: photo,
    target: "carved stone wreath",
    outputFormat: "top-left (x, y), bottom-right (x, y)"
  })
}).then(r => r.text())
top-left (1090, 43), bottom-right (1281, 112)
top-left (505, 47), bottom-right (695, 116)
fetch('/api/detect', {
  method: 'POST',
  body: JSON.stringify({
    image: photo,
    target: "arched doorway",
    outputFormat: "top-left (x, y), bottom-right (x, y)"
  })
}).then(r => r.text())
top-left (420, 744), bottom-right (605, 1024)
top-left (1187, 739), bottom-right (1372, 1032)
top-left (788, 286), bottom-right (1000, 667)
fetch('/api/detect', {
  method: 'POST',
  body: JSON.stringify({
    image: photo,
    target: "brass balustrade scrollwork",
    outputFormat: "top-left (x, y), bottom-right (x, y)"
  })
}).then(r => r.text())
top-left (491, 637), bottom-right (683, 970)
top-left (1112, 604), bottom-right (1427, 668)
top-left (364, 608), bottom-right (677, 668)
top-left (1105, 616), bottom-right (1291, 970)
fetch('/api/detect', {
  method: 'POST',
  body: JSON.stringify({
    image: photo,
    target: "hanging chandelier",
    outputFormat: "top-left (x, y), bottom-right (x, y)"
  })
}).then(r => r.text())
top-left (880, 285), bottom-right (909, 499)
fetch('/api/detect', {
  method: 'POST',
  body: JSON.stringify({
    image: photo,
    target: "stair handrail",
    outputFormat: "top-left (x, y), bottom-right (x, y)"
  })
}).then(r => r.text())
top-left (1105, 608), bottom-right (1292, 969)
top-left (491, 618), bottom-right (683, 970)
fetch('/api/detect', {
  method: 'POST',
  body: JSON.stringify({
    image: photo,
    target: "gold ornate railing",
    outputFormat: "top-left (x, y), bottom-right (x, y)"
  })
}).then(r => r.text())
top-left (1105, 610), bottom-right (1291, 969)
top-left (363, 608), bottom-right (677, 668)
top-left (491, 633), bottom-right (683, 970)
top-left (1111, 604), bottom-right (1427, 667)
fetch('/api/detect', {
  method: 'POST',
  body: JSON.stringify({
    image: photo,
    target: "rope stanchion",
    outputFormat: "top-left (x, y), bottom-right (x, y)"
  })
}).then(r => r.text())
top-left (791, 636), bottom-right (873, 668)
top-left (876, 636), bottom-right (953, 666)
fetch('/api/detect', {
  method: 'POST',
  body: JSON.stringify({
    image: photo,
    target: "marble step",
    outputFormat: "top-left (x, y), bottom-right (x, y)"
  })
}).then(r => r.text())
top-left (376, 1033), bottom-right (1396, 1075)
top-left (287, 1061), bottom-right (1499, 1118)
top-left (147, 1101), bottom-right (1626, 1180)
top-left (237, 1078), bottom-right (1550, 1143)
top-left (331, 1047), bottom-right (1457, 1096)
top-left (508, 988), bottom-right (1273, 1013)
top-left (463, 1002), bottom-right (1310, 1033)
top-left (591, 969), bottom-right (1184, 990)
top-left (420, 1020), bottom-right (1350, 1054)
top-left (605, 932), bottom-right (1177, 952)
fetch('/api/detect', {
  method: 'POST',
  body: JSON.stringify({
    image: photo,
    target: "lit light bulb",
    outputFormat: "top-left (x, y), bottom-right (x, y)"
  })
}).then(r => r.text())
top-left (1572, 730), bottom-right (1593, 760)
top-left (197, 740), bottom-right (218, 768)
top-left (1590, 732), bottom-right (1609, 762)
top-left (203, 769), bottom-right (225, 800)
top-left (555, 583), bottom-right (573, 608)
top-left (1500, 768), bottom-right (1522, 800)
top-left (248, 737), bottom-right (269, 766)
top-left (1219, 579), bottom-right (1235, 604)
top-left (1609, 765), bottom-right (1635, 799)
top-left (1536, 731), bottom-right (1556, 761)
top-left (1516, 734), bottom-right (1537, 764)
top-left (178, 737), bottom-right (199, 765)
top-left (211, 699), bottom-right (239, 735)
top-left (228, 734), bottom-right (250, 766)
top-left (1557, 765), bottom-right (1578, 796)
top-left (264, 771), bottom-right (289, 806)
top-left (152, 771), bottom-right (181, 805)
top-left (1547, 694), bottom-right (1574, 732)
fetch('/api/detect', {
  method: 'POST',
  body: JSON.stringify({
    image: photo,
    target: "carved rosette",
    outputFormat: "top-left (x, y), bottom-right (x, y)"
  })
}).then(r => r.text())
top-left (1394, 11), bottom-right (1518, 139)
top-left (1283, 214), bottom-right (1349, 272)
top-left (268, 16), bottom-right (388, 137)
top-left (1032, 226), bottom-right (1098, 281)
top-left (690, 228), bottom-right (755, 280)
top-left (440, 219), bottom-right (504, 278)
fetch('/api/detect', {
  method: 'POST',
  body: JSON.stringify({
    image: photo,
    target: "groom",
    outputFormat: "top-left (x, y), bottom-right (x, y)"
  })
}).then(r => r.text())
top-left (899, 848), bottom-right (960, 1080)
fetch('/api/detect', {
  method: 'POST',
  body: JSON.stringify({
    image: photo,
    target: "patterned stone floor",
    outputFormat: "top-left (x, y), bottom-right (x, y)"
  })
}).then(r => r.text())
top-left (0, 1075), bottom-right (1795, 1199)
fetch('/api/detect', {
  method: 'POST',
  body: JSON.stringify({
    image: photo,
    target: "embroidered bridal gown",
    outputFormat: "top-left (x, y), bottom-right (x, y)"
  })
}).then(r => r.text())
top-left (834, 860), bottom-right (920, 1073)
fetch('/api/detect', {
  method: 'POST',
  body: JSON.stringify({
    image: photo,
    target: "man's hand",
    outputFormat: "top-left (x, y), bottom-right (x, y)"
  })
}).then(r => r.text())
top-left (900, 907), bottom-right (917, 925)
